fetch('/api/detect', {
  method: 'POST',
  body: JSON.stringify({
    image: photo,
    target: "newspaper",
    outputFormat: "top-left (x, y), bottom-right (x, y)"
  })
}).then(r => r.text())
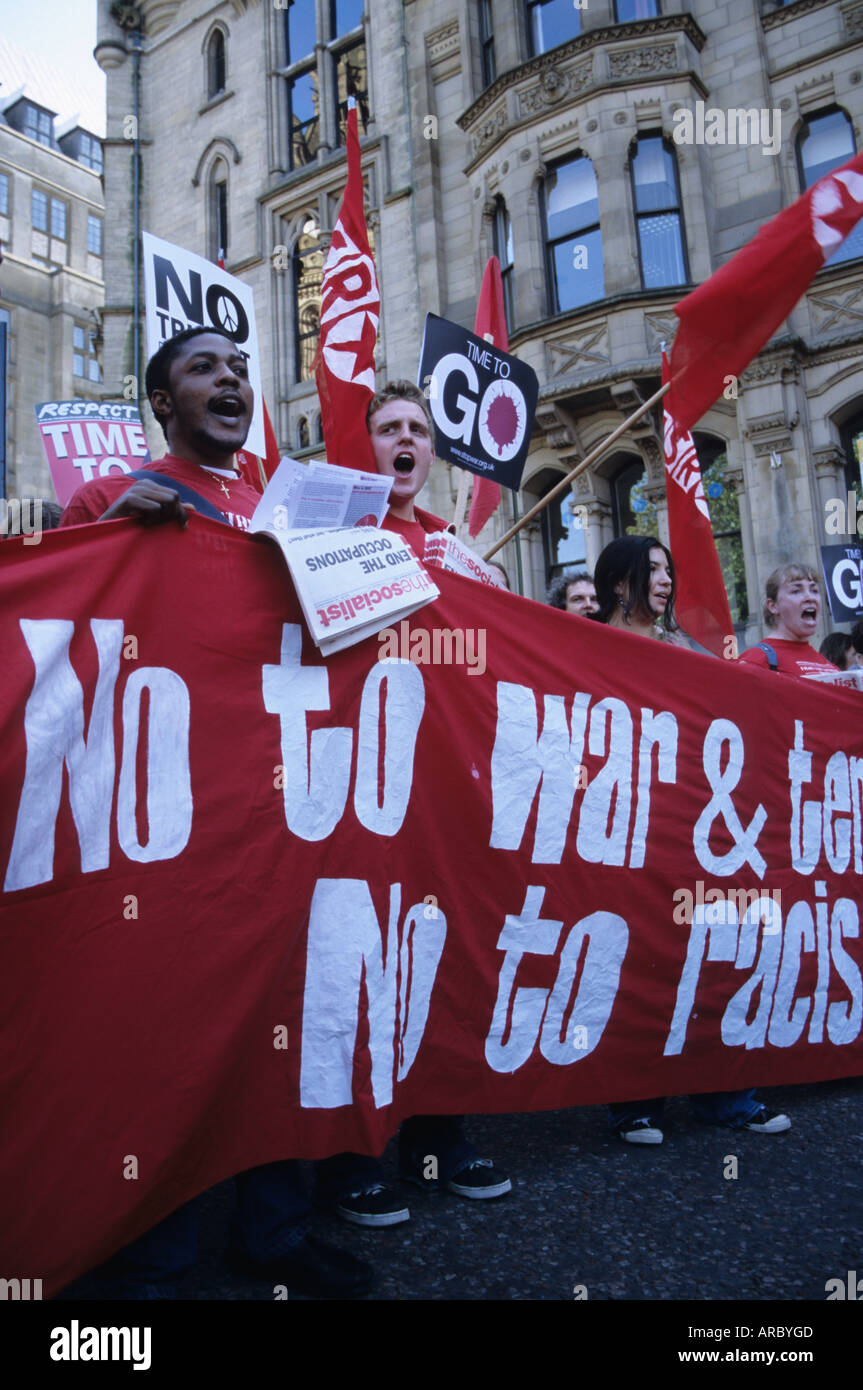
top-left (423, 531), bottom-right (507, 587)
top-left (251, 457), bottom-right (439, 655)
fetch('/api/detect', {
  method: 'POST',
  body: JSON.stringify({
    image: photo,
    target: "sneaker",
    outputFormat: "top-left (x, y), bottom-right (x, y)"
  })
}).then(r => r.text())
top-left (445, 1158), bottom-right (512, 1199)
top-left (619, 1118), bottom-right (664, 1144)
top-left (333, 1183), bottom-right (410, 1228)
top-left (236, 1234), bottom-right (374, 1298)
top-left (742, 1106), bottom-right (791, 1134)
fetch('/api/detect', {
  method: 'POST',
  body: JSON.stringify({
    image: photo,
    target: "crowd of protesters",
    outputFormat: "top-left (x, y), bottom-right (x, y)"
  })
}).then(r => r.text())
top-left (2, 325), bottom-right (858, 1298)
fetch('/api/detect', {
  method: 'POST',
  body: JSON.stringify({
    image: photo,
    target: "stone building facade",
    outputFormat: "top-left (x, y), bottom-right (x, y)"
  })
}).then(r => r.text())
top-left (0, 36), bottom-right (106, 498)
top-left (94, 0), bottom-right (863, 642)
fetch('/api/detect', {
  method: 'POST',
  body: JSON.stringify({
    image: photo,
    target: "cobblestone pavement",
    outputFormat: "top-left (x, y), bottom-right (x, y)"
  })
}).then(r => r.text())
top-left (59, 1077), bottom-right (863, 1302)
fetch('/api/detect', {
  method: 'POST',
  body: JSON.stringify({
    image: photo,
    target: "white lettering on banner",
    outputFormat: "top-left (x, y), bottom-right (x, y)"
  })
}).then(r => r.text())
top-left (5, 620), bottom-right (121, 891)
top-left (4, 621), bottom-right (192, 891)
top-left (300, 879), bottom-right (446, 1108)
top-left (664, 883), bottom-right (861, 1055)
top-left (576, 698), bottom-right (633, 867)
top-left (693, 719), bottom-right (767, 876)
top-left (117, 670), bottom-right (193, 861)
top-left (490, 683), bottom-right (678, 866)
top-left (353, 662), bottom-right (425, 835)
top-left (484, 886), bottom-right (628, 1072)
top-left (789, 721), bottom-right (863, 875)
top-left (262, 626), bottom-right (424, 842)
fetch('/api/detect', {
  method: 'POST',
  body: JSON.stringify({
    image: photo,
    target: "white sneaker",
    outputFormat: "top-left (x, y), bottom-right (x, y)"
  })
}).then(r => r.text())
top-left (620, 1118), bottom-right (664, 1145)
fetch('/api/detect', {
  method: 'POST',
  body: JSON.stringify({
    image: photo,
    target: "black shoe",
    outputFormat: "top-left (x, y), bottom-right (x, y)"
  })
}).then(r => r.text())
top-left (742, 1106), bottom-right (791, 1134)
top-left (237, 1234), bottom-right (374, 1298)
top-left (446, 1158), bottom-right (512, 1199)
top-left (334, 1183), bottom-right (410, 1228)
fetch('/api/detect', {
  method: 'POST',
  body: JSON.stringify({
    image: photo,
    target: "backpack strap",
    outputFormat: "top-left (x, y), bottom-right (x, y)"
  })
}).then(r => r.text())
top-left (756, 641), bottom-right (779, 671)
top-left (128, 469), bottom-right (229, 525)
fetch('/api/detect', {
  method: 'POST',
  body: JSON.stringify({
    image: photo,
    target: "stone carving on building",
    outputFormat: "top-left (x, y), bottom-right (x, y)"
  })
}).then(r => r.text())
top-left (644, 311), bottom-right (678, 354)
top-left (608, 44), bottom-right (677, 79)
top-left (546, 322), bottom-right (610, 377)
top-left (520, 60), bottom-right (593, 116)
top-left (426, 19), bottom-right (460, 81)
top-left (741, 353), bottom-right (799, 385)
top-left (139, 2), bottom-right (182, 37)
top-left (844, 0), bottom-right (863, 38)
top-left (808, 283), bottom-right (863, 334)
top-left (813, 444), bottom-right (847, 478)
top-left (745, 412), bottom-right (797, 457)
top-left (535, 402), bottom-right (576, 449)
top-left (457, 14), bottom-right (705, 132)
top-left (473, 106), bottom-right (507, 159)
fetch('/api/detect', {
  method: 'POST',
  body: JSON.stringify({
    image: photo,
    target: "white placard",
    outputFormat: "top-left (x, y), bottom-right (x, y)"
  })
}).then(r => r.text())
top-left (252, 456), bottom-right (394, 533)
top-left (142, 231), bottom-right (265, 455)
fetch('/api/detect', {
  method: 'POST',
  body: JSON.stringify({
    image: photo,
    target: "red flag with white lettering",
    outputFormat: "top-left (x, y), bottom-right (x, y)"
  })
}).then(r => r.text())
top-left (662, 352), bottom-right (735, 658)
top-left (313, 99), bottom-right (379, 471)
top-left (467, 257), bottom-right (506, 538)
top-left (668, 150), bottom-right (863, 432)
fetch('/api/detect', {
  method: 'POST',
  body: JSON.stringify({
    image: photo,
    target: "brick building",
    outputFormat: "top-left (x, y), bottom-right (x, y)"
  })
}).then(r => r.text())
top-left (0, 34), bottom-right (105, 498)
top-left (94, 0), bottom-right (863, 640)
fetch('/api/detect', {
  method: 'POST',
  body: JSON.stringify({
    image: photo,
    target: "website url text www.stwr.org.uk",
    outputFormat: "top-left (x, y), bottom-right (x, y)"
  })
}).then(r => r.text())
top-left (679, 1327), bottom-right (814, 1365)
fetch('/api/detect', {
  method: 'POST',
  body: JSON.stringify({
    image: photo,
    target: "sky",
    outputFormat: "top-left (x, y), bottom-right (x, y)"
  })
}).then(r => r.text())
top-left (0, 0), bottom-right (103, 95)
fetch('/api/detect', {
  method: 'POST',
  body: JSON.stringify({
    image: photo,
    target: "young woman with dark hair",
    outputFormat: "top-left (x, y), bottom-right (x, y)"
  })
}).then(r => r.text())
top-left (592, 534), bottom-right (790, 1145)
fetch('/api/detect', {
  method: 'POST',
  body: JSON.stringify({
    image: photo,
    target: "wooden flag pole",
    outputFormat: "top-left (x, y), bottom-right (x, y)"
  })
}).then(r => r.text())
top-left (482, 382), bottom-right (670, 561)
top-left (452, 468), bottom-right (470, 533)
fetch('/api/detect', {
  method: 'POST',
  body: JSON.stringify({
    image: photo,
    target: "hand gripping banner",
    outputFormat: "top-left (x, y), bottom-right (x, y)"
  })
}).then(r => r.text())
top-left (1, 518), bottom-right (861, 1293)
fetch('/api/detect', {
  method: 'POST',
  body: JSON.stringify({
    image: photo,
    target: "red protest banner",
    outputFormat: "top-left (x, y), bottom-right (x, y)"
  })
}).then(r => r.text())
top-left (1, 519), bottom-right (861, 1295)
top-left (34, 401), bottom-right (150, 506)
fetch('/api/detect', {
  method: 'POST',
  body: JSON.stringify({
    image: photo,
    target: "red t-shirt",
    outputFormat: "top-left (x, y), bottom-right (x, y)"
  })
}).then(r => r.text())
top-left (738, 638), bottom-right (838, 682)
top-left (59, 455), bottom-right (262, 531)
top-left (381, 504), bottom-right (449, 560)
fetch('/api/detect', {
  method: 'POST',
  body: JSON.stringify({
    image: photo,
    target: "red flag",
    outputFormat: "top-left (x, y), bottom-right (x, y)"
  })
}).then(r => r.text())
top-left (663, 352), bottom-right (734, 658)
top-left (235, 400), bottom-right (281, 492)
top-left (467, 258), bottom-right (507, 537)
top-left (313, 99), bottom-right (379, 471)
top-left (669, 150), bottom-right (863, 432)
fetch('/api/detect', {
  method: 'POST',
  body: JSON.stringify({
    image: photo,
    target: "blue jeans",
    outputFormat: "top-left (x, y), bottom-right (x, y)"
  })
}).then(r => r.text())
top-left (609, 1089), bottom-right (761, 1130)
top-left (103, 1160), bottom-right (310, 1286)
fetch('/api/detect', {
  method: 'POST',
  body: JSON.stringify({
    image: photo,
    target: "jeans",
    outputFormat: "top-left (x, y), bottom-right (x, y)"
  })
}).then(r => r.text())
top-left (103, 1160), bottom-right (310, 1287)
top-left (609, 1089), bottom-right (761, 1130)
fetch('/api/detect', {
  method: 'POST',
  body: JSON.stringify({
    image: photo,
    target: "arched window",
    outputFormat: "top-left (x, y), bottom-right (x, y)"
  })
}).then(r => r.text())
top-left (293, 215), bottom-right (323, 382)
top-left (208, 159), bottom-right (229, 261)
top-left (479, 0), bottom-right (496, 87)
top-left (631, 135), bottom-right (687, 289)
top-left (544, 154), bottom-right (604, 312)
top-left (612, 457), bottom-right (657, 538)
top-left (207, 29), bottom-right (226, 99)
top-left (526, 0), bottom-right (581, 58)
top-left (298, 416), bottom-right (310, 449)
top-left (797, 108), bottom-right (863, 265)
top-left (693, 435), bottom-right (748, 624)
top-left (540, 479), bottom-right (588, 580)
top-left (493, 196), bottom-right (515, 328)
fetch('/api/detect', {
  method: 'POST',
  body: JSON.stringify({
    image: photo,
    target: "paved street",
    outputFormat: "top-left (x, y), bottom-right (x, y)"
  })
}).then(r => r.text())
top-left (59, 1077), bottom-right (862, 1303)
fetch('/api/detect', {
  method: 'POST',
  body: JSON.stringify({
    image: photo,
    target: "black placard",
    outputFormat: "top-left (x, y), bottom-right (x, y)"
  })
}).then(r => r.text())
top-left (820, 542), bottom-right (863, 621)
top-left (418, 313), bottom-right (538, 490)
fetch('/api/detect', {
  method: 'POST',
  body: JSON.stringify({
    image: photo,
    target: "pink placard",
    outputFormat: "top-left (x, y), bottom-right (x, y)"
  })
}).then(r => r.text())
top-left (34, 400), bottom-right (150, 506)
